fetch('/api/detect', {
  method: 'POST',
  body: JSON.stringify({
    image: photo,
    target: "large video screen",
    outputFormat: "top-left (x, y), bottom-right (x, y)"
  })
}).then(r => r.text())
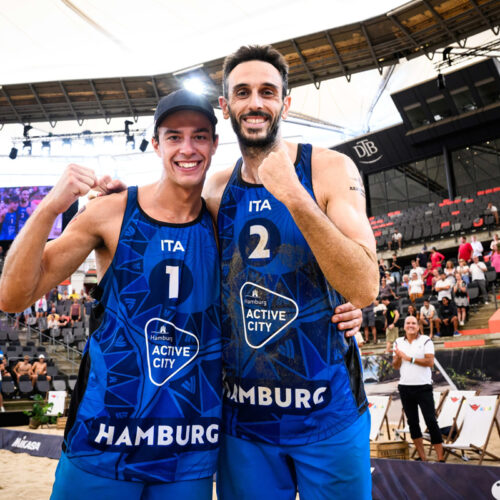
top-left (0, 186), bottom-right (62, 241)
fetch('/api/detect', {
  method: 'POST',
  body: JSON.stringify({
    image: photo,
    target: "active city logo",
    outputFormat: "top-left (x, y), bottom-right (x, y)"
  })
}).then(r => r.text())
top-left (144, 318), bottom-right (199, 386)
top-left (352, 138), bottom-right (383, 164)
top-left (240, 282), bottom-right (299, 349)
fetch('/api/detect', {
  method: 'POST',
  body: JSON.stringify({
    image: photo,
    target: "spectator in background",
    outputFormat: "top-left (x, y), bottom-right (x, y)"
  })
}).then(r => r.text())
top-left (408, 272), bottom-right (424, 303)
top-left (456, 258), bottom-right (471, 284)
top-left (490, 243), bottom-right (500, 273)
top-left (430, 247), bottom-right (445, 270)
top-left (13, 355), bottom-right (32, 382)
top-left (487, 202), bottom-right (499, 226)
top-left (434, 297), bottom-right (460, 337)
top-left (31, 354), bottom-right (50, 386)
top-left (379, 258), bottom-right (387, 280)
top-left (382, 297), bottom-right (400, 353)
top-left (35, 295), bottom-right (47, 319)
top-left (389, 255), bottom-right (402, 287)
top-left (388, 227), bottom-right (403, 251)
top-left (416, 246), bottom-right (429, 268)
top-left (423, 262), bottom-right (434, 294)
top-left (393, 316), bottom-right (444, 462)
top-left (410, 260), bottom-right (424, 280)
top-left (406, 304), bottom-right (418, 320)
top-left (444, 260), bottom-right (456, 285)
top-left (69, 298), bottom-right (81, 325)
top-left (435, 270), bottom-right (453, 302)
top-left (457, 236), bottom-right (473, 263)
top-left (419, 299), bottom-right (436, 338)
top-left (470, 235), bottom-right (484, 259)
top-left (384, 271), bottom-right (395, 286)
top-left (470, 255), bottom-right (489, 304)
top-left (69, 289), bottom-right (80, 300)
top-left (401, 274), bottom-right (410, 289)
top-left (453, 273), bottom-right (469, 326)
top-left (362, 302), bottom-right (377, 344)
top-left (380, 277), bottom-right (397, 300)
top-left (490, 234), bottom-right (499, 252)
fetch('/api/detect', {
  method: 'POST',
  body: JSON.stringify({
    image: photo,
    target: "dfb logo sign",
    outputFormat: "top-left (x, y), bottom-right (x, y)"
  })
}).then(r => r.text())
top-left (352, 139), bottom-right (383, 165)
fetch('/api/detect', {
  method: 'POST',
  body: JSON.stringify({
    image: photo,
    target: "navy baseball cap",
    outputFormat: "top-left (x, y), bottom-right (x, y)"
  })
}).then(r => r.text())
top-left (153, 89), bottom-right (217, 136)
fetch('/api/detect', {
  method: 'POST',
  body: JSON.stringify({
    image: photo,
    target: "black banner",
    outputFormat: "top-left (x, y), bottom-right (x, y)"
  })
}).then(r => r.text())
top-left (0, 428), bottom-right (62, 459)
top-left (372, 458), bottom-right (500, 499)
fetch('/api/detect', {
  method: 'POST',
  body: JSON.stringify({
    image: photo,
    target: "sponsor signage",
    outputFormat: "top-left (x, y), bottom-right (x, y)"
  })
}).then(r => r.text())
top-left (0, 428), bottom-right (62, 459)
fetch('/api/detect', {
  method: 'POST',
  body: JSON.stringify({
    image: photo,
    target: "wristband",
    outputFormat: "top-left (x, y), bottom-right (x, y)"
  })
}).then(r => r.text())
top-left (411, 357), bottom-right (415, 364)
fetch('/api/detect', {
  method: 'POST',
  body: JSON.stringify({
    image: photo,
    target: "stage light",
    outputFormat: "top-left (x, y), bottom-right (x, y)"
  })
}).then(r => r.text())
top-left (437, 73), bottom-right (446, 90)
top-left (103, 135), bottom-right (113, 144)
top-left (23, 124), bottom-right (33, 137)
top-left (85, 137), bottom-right (94, 146)
top-left (62, 138), bottom-right (72, 153)
top-left (183, 77), bottom-right (205, 95)
top-left (9, 147), bottom-right (18, 160)
top-left (139, 139), bottom-right (149, 152)
top-left (22, 140), bottom-right (32, 155)
top-left (126, 134), bottom-right (135, 150)
top-left (124, 120), bottom-right (133, 136)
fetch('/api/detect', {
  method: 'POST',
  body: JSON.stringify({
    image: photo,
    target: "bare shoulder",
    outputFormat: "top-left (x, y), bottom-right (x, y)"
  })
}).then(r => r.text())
top-left (203, 166), bottom-right (235, 219)
top-left (310, 147), bottom-right (363, 207)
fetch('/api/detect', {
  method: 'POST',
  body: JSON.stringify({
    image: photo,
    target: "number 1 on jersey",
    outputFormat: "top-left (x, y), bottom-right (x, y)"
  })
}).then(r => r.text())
top-left (165, 265), bottom-right (179, 298)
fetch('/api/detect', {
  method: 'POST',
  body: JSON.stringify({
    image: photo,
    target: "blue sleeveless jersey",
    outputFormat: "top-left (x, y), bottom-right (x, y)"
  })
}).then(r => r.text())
top-left (0, 212), bottom-right (17, 240)
top-left (64, 187), bottom-right (222, 483)
top-left (16, 205), bottom-right (30, 231)
top-left (218, 144), bottom-right (367, 445)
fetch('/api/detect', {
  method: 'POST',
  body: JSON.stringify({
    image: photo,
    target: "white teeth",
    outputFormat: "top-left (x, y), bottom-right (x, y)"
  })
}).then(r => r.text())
top-left (177, 162), bottom-right (198, 169)
top-left (246, 118), bottom-right (265, 123)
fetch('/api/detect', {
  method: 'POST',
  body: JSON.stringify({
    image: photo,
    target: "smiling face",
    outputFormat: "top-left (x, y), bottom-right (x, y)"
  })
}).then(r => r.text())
top-left (220, 60), bottom-right (291, 151)
top-left (152, 110), bottom-right (218, 190)
top-left (404, 315), bottom-right (419, 336)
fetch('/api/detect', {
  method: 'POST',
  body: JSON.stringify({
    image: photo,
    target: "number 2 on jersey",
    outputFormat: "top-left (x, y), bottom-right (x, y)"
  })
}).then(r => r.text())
top-left (248, 225), bottom-right (270, 259)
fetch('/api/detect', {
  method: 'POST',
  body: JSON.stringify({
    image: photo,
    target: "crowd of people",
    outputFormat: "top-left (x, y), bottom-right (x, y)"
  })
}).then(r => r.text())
top-left (361, 234), bottom-right (498, 347)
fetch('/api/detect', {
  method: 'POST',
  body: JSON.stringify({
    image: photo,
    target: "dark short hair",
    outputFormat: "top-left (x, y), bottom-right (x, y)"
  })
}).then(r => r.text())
top-left (222, 45), bottom-right (289, 99)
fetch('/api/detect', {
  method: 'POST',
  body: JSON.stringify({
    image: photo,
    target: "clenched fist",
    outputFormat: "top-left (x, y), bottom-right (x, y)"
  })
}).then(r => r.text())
top-left (258, 148), bottom-right (303, 204)
top-left (44, 164), bottom-right (97, 215)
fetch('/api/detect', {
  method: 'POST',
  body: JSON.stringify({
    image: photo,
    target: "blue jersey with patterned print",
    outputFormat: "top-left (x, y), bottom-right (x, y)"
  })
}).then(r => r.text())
top-left (218, 143), bottom-right (367, 445)
top-left (64, 187), bottom-right (222, 483)
top-left (0, 212), bottom-right (17, 240)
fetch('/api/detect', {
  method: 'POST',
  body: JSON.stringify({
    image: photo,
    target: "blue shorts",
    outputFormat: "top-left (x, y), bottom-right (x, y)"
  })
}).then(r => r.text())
top-left (51, 452), bottom-right (212, 500)
top-left (217, 410), bottom-right (371, 500)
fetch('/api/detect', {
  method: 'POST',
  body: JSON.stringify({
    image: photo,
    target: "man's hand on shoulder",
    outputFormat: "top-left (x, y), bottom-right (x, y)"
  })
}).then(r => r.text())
top-left (88, 175), bottom-right (128, 200)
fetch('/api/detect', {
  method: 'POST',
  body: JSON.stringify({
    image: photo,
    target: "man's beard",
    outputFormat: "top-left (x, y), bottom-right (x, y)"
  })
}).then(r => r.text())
top-left (228, 106), bottom-right (283, 152)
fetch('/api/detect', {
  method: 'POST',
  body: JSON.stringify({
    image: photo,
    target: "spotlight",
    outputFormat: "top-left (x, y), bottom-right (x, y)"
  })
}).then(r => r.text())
top-left (41, 140), bottom-right (51, 155)
top-left (62, 138), bottom-right (72, 153)
top-left (22, 140), bottom-right (32, 155)
top-left (103, 135), bottom-right (113, 144)
top-left (85, 137), bottom-right (94, 146)
top-left (126, 135), bottom-right (135, 150)
top-left (9, 147), bottom-right (18, 160)
top-left (139, 139), bottom-right (149, 152)
top-left (23, 124), bottom-right (33, 137)
top-left (183, 77), bottom-right (205, 95)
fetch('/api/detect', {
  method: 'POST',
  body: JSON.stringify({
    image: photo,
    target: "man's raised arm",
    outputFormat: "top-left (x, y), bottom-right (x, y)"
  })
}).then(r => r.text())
top-left (0, 164), bottom-right (105, 312)
top-left (258, 147), bottom-right (378, 308)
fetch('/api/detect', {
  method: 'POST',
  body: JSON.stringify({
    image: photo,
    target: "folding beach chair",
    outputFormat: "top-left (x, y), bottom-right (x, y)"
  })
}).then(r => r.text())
top-left (443, 395), bottom-right (500, 465)
top-left (368, 395), bottom-right (392, 441)
top-left (422, 390), bottom-right (477, 445)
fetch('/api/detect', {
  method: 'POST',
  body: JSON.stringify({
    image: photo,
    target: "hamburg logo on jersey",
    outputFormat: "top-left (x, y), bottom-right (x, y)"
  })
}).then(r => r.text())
top-left (240, 282), bottom-right (298, 349)
top-left (145, 318), bottom-right (199, 386)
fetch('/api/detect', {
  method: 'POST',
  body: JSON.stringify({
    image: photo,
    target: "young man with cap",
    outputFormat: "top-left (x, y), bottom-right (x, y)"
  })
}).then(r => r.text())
top-left (203, 45), bottom-right (378, 500)
top-left (0, 89), bottom-right (222, 499)
top-left (31, 353), bottom-right (50, 386)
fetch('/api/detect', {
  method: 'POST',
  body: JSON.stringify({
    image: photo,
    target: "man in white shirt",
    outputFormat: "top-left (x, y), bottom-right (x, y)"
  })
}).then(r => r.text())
top-left (470, 255), bottom-right (489, 304)
top-left (392, 316), bottom-right (444, 462)
top-left (408, 272), bottom-right (424, 303)
top-left (419, 299), bottom-right (436, 338)
top-left (434, 271), bottom-right (453, 302)
top-left (410, 260), bottom-right (424, 280)
top-left (388, 228), bottom-right (403, 251)
top-left (470, 235), bottom-right (484, 258)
